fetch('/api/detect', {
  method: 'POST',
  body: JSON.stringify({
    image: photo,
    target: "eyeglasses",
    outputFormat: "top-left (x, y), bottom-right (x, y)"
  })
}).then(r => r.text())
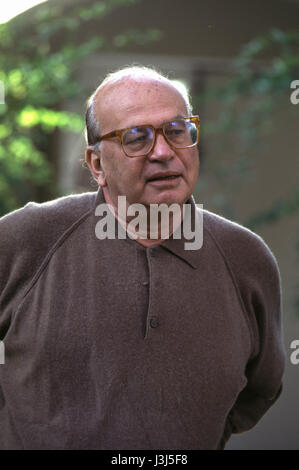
top-left (94, 116), bottom-right (200, 157)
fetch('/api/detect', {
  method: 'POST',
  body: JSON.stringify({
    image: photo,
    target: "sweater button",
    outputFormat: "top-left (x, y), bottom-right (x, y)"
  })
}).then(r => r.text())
top-left (149, 247), bottom-right (156, 257)
top-left (150, 317), bottom-right (159, 328)
top-left (143, 281), bottom-right (149, 286)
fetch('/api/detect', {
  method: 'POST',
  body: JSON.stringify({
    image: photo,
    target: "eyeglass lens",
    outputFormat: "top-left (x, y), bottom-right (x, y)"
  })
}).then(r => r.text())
top-left (122, 119), bottom-right (198, 156)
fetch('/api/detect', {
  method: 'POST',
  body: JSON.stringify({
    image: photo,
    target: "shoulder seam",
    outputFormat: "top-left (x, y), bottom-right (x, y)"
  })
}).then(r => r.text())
top-left (12, 207), bottom-right (93, 317)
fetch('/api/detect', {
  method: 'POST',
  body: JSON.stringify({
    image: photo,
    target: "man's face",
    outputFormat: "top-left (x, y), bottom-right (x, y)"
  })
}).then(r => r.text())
top-left (92, 78), bottom-right (199, 209)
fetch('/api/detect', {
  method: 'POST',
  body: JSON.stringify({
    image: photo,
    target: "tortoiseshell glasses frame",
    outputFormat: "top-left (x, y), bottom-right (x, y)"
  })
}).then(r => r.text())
top-left (92, 116), bottom-right (200, 157)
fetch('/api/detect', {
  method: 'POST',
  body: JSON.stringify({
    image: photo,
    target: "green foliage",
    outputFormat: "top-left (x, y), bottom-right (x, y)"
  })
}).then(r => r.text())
top-left (197, 29), bottom-right (299, 216)
top-left (197, 28), bottom-right (299, 316)
top-left (17, 107), bottom-right (84, 133)
top-left (0, 0), bottom-right (162, 216)
top-left (202, 29), bottom-right (299, 139)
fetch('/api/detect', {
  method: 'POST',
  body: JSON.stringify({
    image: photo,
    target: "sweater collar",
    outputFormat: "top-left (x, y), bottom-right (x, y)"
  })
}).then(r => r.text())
top-left (159, 196), bottom-right (202, 269)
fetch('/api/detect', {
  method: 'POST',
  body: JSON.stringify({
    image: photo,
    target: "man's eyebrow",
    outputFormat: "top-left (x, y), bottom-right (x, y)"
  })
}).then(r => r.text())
top-left (126, 115), bottom-right (188, 130)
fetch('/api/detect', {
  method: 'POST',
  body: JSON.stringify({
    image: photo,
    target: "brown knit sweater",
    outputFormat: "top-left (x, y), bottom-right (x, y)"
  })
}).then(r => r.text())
top-left (0, 189), bottom-right (285, 449)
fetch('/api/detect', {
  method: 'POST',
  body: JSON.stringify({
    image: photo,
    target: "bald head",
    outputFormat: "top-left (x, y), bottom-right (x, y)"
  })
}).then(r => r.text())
top-left (84, 65), bottom-right (199, 211)
top-left (85, 66), bottom-right (192, 145)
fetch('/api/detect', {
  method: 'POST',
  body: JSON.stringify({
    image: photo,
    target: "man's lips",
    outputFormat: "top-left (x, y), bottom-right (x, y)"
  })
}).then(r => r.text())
top-left (146, 172), bottom-right (182, 183)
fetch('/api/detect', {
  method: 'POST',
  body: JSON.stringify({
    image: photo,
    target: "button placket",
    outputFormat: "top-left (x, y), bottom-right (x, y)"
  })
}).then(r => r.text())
top-left (144, 246), bottom-right (161, 338)
top-left (135, 246), bottom-right (150, 338)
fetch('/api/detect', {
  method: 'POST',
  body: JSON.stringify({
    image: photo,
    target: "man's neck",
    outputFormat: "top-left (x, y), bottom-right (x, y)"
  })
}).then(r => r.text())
top-left (102, 188), bottom-right (184, 247)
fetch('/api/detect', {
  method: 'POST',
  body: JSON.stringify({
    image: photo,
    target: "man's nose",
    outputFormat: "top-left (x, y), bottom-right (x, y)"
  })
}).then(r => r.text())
top-left (148, 130), bottom-right (175, 161)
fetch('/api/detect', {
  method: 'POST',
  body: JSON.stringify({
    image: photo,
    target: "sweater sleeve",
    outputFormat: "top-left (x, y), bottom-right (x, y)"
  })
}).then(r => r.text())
top-left (228, 236), bottom-right (285, 435)
top-left (0, 202), bottom-right (53, 339)
top-left (204, 211), bottom-right (286, 439)
top-left (0, 193), bottom-right (95, 339)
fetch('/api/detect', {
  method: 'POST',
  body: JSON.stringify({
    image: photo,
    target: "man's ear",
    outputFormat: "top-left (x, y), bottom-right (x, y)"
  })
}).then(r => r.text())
top-left (85, 147), bottom-right (107, 187)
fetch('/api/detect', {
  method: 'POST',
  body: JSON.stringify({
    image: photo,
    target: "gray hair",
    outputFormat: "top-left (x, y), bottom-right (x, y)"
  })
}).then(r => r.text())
top-left (85, 65), bottom-right (193, 145)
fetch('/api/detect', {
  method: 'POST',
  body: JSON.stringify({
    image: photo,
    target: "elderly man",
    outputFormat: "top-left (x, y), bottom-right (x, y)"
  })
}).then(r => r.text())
top-left (0, 66), bottom-right (285, 450)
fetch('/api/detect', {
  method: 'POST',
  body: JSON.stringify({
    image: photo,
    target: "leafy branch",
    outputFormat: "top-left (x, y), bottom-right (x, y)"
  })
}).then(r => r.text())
top-left (0, 0), bottom-right (162, 215)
